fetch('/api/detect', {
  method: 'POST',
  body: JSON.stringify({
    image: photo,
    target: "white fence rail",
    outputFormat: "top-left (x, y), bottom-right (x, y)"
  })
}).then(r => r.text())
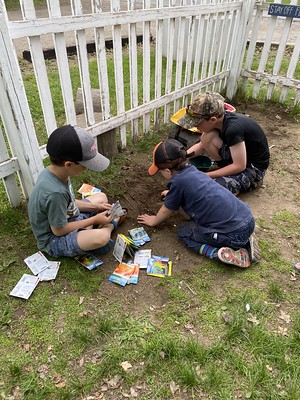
top-left (0, 0), bottom-right (299, 206)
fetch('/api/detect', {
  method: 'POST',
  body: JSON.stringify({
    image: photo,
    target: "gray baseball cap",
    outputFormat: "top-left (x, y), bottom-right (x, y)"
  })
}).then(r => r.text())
top-left (46, 125), bottom-right (110, 172)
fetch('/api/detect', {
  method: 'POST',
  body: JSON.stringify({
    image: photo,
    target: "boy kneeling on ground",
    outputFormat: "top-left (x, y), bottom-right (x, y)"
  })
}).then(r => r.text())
top-left (137, 138), bottom-right (260, 268)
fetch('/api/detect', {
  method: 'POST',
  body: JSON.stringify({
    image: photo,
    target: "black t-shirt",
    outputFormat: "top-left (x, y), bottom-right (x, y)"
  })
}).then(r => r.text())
top-left (221, 112), bottom-right (270, 169)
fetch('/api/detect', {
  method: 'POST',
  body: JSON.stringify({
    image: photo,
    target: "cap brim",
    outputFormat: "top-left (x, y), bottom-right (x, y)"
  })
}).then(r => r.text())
top-left (79, 153), bottom-right (110, 172)
top-left (148, 163), bottom-right (159, 176)
top-left (177, 114), bottom-right (203, 130)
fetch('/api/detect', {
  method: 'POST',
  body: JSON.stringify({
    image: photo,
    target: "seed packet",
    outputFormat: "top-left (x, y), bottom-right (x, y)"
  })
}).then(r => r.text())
top-left (75, 254), bottom-right (103, 270)
top-left (146, 255), bottom-right (173, 278)
top-left (24, 251), bottom-right (51, 275)
top-left (78, 183), bottom-right (101, 198)
top-left (10, 274), bottom-right (40, 299)
top-left (133, 249), bottom-right (152, 269)
top-left (109, 262), bottom-right (137, 286)
top-left (128, 227), bottom-right (151, 245)
top-left (38, 261), bottom-right (61, 281)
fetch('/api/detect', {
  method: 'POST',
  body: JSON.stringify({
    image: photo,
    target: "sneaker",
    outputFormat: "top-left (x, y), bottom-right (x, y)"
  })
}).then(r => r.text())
top-left (248, 234), bottom-right (261, 263)
top-left (217, 247), bottom-right (250, 268)
top-left (292, 260), bottom-right (300, 274)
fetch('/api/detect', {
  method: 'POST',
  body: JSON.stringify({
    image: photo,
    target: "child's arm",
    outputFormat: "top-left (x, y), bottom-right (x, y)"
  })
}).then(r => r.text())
top-left (137, 204), bottom-right (174, 227)
top-left (206, 141), bottom-right (247, 178)
top-left (51, 211), bottom-right (113, 236)
top-left (76, 199), bottom-right (111, 213)
top-left (186, 141), bottom-right (204, 158)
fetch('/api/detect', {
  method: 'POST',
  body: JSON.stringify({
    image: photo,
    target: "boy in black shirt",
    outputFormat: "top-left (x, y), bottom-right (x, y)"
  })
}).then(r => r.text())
top-left (178, 92), bottom-right (270, 195)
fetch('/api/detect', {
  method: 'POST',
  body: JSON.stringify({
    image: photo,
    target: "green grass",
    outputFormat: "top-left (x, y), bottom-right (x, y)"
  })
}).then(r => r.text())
top-left (1, 2), bottom-right (300, 398)
top-left (1, 163), bottom-right (299, 399)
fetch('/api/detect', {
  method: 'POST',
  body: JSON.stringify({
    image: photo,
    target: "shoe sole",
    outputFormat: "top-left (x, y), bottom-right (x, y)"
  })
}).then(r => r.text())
top-left (218, 247), bottom-right (250, 268)
top-left (249, 234), bottom-right (261, 263)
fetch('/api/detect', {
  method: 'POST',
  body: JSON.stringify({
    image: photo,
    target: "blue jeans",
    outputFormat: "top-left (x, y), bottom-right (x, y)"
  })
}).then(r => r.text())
top-left (177, 217), bottom-right (255, 254)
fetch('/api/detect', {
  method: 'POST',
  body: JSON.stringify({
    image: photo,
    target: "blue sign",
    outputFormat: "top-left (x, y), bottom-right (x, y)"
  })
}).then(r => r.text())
top-left (268, 3), bottom-right (300, 18)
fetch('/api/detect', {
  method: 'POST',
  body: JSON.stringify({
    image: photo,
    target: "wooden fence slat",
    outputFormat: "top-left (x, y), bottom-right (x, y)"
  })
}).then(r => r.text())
top-left (153, 0), bottom-right (164, 130)
top-left (281, 29), bottom-right (300, 104)
top-left (21, 0), bottom-right (57, 136)
top-left (212, 12), bottom-right (224, 92)
top-left (0, 125), bottom-right (22, 206)
top-left (128, 0), bottom-right (139, 142)
top-left (47, 0), bottom-right (77, 125)
top-left (252, 13), bottom-right (278, 98)
top-left (72, 0), bottom-right (95, 126)
top-left (200, 14), bottom-right (211, 83)
top-left (174, 1), bottom-right (186, 111)
top-left (142, 0), bottom-right (151, 133)
top-left (0, 5), bottom-right (43, 201)
top-left (226, 0), bottom-right (257, 98)
top-left (241, 5), bottom-right (263, 92)
top-left (192, 14), bottom-right (205, 90)
top-left (182, 14), bottom-right (196, 105)
top-left (163, 0), bottom-right (176, 124)
top-left (112, 0), bottom-right (126, 147)
top-left (207, 12), bottom-right (221, 92)
top-left (267, 17), bottom-right (292, 100)
top-left (93, 0), bottom-right (111, 121)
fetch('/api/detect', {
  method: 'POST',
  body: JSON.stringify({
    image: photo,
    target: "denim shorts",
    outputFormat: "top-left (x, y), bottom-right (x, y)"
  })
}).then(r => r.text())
top-left (177, 217), bottom-right (255, 254)
top-left (47, 206), bottom-right (114, 258)
top-left (48, 213), bottom-right (90, 258)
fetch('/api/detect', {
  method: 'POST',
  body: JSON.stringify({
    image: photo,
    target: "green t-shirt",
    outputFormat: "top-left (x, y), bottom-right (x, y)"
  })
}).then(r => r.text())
top-left (28, 168), bottom-right (79, 253)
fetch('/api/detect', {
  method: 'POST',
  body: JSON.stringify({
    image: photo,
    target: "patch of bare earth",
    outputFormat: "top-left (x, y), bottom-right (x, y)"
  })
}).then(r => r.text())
top-left (76, 102), bottom-right (300, 398)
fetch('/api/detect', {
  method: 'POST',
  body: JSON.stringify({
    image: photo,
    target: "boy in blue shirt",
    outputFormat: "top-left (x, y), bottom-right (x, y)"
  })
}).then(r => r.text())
top-left (137, 139), bottom-right (259, 268)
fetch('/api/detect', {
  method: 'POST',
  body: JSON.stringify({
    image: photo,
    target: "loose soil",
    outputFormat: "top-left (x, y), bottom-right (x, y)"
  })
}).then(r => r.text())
top-left (97, 101), bottom-right (300, 306)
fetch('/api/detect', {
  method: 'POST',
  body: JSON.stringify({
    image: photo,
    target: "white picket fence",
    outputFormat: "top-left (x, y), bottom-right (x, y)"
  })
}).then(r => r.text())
top-left (0, 0), bottom-right (299, 206)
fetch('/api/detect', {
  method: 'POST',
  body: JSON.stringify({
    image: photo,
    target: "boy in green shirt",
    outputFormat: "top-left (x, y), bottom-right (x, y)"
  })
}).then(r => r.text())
top-left (28, 125), bottom-right (125, 258)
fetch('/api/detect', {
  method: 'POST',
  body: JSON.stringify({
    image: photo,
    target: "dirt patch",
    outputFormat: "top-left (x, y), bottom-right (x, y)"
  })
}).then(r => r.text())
top-left (96, 102), bottom-right (300, 305)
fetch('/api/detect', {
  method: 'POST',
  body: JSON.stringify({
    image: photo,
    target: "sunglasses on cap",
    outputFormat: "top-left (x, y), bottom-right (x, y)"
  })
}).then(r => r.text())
top-left (186, 104), bottom-right (207, 118)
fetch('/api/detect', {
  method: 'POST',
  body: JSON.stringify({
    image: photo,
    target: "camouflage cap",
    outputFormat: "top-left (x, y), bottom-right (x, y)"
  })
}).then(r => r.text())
top-left (177, 92), bottom-right (225, 130)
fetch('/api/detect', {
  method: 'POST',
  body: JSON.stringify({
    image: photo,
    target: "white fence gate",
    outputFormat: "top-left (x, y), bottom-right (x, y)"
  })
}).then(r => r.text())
top-left (0, 0), bottom-right (299, 206)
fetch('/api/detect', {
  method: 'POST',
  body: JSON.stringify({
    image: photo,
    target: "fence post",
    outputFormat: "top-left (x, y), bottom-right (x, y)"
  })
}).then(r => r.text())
top-left (226, 0), bottom-right (256, 99)
top-left (0, 3), bottom-right (43, 200)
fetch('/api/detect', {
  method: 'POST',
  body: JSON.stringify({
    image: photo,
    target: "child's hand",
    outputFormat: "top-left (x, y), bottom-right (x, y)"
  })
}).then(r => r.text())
top-left (161, 190), bottom-right (169, 200)
top-left (94, 210), bottom-right (113, 225)
top-left (137, 214), bottom-right (156, 227)
top-left (96, 202), bottom-right (112, 213)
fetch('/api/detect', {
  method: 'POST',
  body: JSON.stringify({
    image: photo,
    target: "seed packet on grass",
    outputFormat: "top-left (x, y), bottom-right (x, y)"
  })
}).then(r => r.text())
top-left (24, 251), bottom-right (51, 275)
top-left (10, 274), bottom-right (40, 299)
top-left (78, 183), bottom-right (101, 199)
top-left (75, 254), bottom-right (103, 270)
top-left (38, 261), bottom-right (60, 281)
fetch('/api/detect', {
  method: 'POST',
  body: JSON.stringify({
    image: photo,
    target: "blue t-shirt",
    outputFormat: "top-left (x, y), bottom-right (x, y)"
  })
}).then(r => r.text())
top-left (164, 165), bottom-right (253, 234)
